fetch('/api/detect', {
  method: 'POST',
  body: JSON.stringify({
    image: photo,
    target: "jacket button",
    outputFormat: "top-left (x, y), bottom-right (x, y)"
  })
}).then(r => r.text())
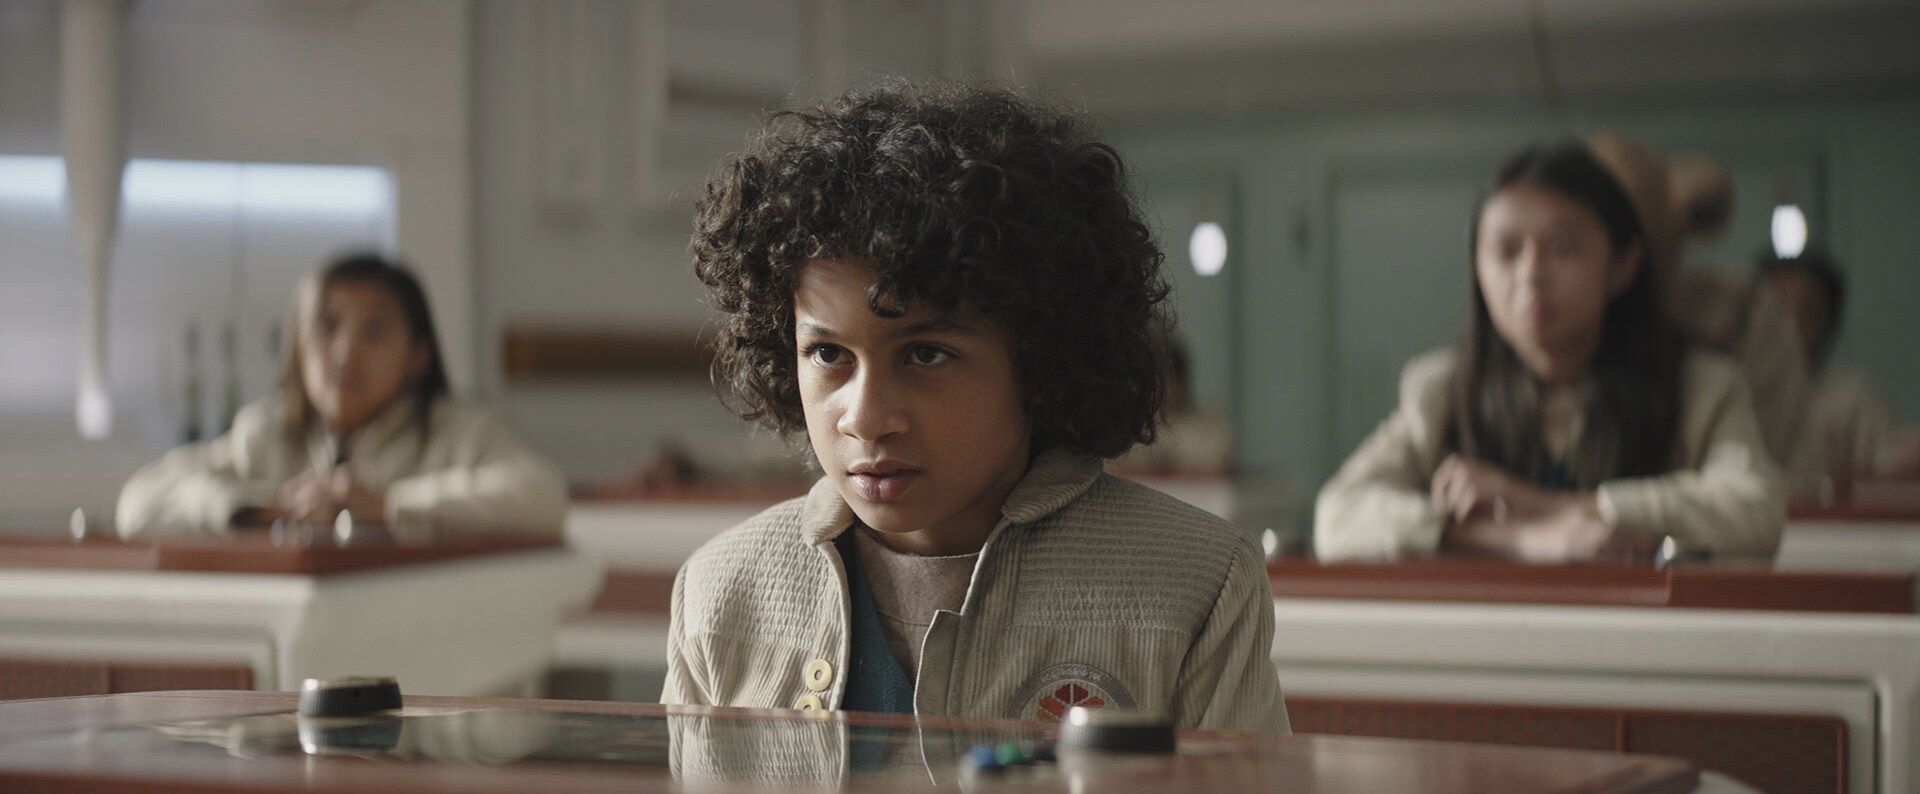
top-left (794, 694), bottom-right (825, 711)
top-left (803, 659), bottom-right (834, 692)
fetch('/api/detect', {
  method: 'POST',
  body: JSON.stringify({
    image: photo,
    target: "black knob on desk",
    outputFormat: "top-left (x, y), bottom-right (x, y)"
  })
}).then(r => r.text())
top-left (1057, 707), bottom-right (1175, 754)
top-left (298, 676), bottom-right (403, 717)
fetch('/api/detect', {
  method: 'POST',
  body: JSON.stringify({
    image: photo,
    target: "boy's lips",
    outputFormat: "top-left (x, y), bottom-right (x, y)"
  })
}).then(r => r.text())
top-left (847, 467), bottom-right (922, 503)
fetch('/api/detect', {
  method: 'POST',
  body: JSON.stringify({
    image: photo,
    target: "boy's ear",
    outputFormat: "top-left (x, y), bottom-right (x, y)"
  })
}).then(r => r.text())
top-left (1607, 239), bottom-right (1645, 298)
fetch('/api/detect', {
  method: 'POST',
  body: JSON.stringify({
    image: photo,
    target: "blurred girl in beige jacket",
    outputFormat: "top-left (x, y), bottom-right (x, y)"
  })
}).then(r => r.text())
top-left (1316, 142), bottom-right (1784, 563)
top-left (117, 253), bottom-right (566, 541)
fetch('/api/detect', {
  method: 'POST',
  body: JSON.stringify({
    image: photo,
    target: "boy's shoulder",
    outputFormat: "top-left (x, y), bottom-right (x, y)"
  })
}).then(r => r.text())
top-left (1007, 473), bottom-right (1261, 629)
top-left (1034, 472), bottom-right (1260, 571)
top-left (681, 492), bottom-right (820, 578)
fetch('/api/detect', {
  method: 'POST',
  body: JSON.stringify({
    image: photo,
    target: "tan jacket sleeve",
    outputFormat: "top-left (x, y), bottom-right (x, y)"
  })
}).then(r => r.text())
top-left (1172, 535), bottom-right (1290, 733)
top-left (660, 565), bottom-right (709, 706)
top-left (1597, 355), bottom-right (1786, 556)
top-left (115, 404), bottom-right (283, 537)
top-left (383, 409), bottom-right (569, 541)
top-left (1313, 352), bottom-right (1454, 561)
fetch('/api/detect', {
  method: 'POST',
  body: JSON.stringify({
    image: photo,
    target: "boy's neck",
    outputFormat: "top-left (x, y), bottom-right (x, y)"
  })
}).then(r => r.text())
top-left (854, 457), bottom-right (1029, 557)
top-left (858, 510), bottom-right (999, 558)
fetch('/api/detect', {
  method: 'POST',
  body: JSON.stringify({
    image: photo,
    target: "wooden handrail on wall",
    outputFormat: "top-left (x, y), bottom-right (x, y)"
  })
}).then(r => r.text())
top-left (501, 325), bottom-right (711, 381)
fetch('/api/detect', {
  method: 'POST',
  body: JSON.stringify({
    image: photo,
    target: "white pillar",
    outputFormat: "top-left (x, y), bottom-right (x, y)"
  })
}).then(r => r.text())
top-left (59, 0), bottom-right (130, 439)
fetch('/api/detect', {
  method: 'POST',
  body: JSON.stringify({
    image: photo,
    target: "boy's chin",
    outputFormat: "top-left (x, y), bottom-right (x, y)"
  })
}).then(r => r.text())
top-left (841, 500), bottom-right (922, 535)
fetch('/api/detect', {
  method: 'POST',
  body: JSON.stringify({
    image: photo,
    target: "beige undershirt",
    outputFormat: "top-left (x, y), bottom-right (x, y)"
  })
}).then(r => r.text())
top-left (850, 526), bottom-right (979, 678)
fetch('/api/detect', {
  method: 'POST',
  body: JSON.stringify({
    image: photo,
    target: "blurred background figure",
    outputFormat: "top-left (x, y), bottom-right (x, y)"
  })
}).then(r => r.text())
top-left (1759, 249), bottom-right (1920, 479)
top-left (116, 253), bottom-right (567, 541)
top-left (1109, 337), bottom-right (1234, 478)
top-left (1584, 132), bottom-right (1819, 491)
top-left (1315, 141), bottom-right (1782, 563)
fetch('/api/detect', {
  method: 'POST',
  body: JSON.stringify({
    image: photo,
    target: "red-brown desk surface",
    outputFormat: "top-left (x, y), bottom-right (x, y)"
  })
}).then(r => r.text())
top-left (0, 534), bottom-right (560, 575)
top-left (0, 691), bottom-right (1696, 794)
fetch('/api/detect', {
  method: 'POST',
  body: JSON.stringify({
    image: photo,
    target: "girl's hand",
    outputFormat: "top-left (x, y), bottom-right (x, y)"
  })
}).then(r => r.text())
top-left (276, 472), bottom-right (341, 525)
top-left (327, 469), bottom-right (389, 524)
top-left (1431, 455), bottom-right (1556, 524)
top-left (274, 470), bottom-right (387, 526)
top-left (1503, 498), bottom-right (1613, 563)
top-left (1447, 493), bottom-right (1650, 564)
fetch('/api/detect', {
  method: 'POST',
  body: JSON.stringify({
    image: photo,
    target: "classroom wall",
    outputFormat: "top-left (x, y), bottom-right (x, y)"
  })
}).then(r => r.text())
top-left (468, 0), bottom-right (1021, 484)
top-left (4, 0), bottom-right (1910, 531)
top-left (0, 0), bottom-right (1024, 526)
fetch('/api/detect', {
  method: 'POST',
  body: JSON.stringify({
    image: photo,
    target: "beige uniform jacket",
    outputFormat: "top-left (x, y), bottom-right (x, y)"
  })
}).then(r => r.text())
top-left (662, 449), bottom-right (1290, 733)
top-left (1809, 370), bottom-right (1913, 478)
top-left (116, 397), bottom-right (568, 541)
top-left (1315, 349), bottom-right (1785, 561)
top-left (1669, 267), bottom-right (1821, 490)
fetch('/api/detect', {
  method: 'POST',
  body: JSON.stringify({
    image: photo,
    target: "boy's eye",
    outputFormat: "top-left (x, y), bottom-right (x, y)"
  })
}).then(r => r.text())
top-left (806, 344), bottom-right (848, 367)
top-left (907, 345), bottom-right (953, 366)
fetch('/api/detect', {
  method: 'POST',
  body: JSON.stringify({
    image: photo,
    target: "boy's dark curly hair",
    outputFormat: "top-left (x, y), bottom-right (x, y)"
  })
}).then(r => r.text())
top-left (692, 81), bottom-right (1171, 458)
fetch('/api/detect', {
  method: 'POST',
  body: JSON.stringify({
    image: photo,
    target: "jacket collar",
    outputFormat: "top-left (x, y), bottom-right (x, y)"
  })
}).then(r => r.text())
top-left (305, 395), bottom-right (423, 471)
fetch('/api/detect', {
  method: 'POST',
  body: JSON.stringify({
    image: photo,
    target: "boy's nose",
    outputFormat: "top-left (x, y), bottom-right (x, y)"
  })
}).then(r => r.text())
top-left (837, 370), bottom-right (909, 441)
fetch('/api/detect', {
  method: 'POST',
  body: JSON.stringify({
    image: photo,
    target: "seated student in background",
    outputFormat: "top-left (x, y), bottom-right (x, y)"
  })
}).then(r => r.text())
top-left (1315, 141), bottom-right (1784, 563)
top-left (1759, 250), bottom-right (1920, 479)
top-left (1587, 133), bottom-right (1818, 487)
top-left (117, 253), bottom-right (567, 541)
top-left (663, 82), bottom-right (1287, 732)
top-left (1108, 338), bottom-right (1234, 478)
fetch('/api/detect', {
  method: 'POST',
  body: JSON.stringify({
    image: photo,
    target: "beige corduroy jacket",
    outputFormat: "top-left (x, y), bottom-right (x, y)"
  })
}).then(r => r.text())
top-left (1315, 348), bottom-right (1785, 561)
top-left (661, 449), bottom-right (1290, 734)
top-left (116, 397), bottom-right (567, 541)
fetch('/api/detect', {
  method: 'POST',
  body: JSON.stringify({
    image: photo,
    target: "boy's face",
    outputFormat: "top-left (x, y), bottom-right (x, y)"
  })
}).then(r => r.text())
top-left (794, 259), bottom-right (1032, 557)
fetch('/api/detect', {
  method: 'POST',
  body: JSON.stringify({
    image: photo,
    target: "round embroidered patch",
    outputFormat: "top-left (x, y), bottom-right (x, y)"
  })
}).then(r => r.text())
top-left (1011, 663), bottom-right (1137, 722)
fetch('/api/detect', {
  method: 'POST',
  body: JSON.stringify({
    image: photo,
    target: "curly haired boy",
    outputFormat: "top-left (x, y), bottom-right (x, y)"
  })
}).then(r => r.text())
top-left (662, 82), bottom-right (1288, 733)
